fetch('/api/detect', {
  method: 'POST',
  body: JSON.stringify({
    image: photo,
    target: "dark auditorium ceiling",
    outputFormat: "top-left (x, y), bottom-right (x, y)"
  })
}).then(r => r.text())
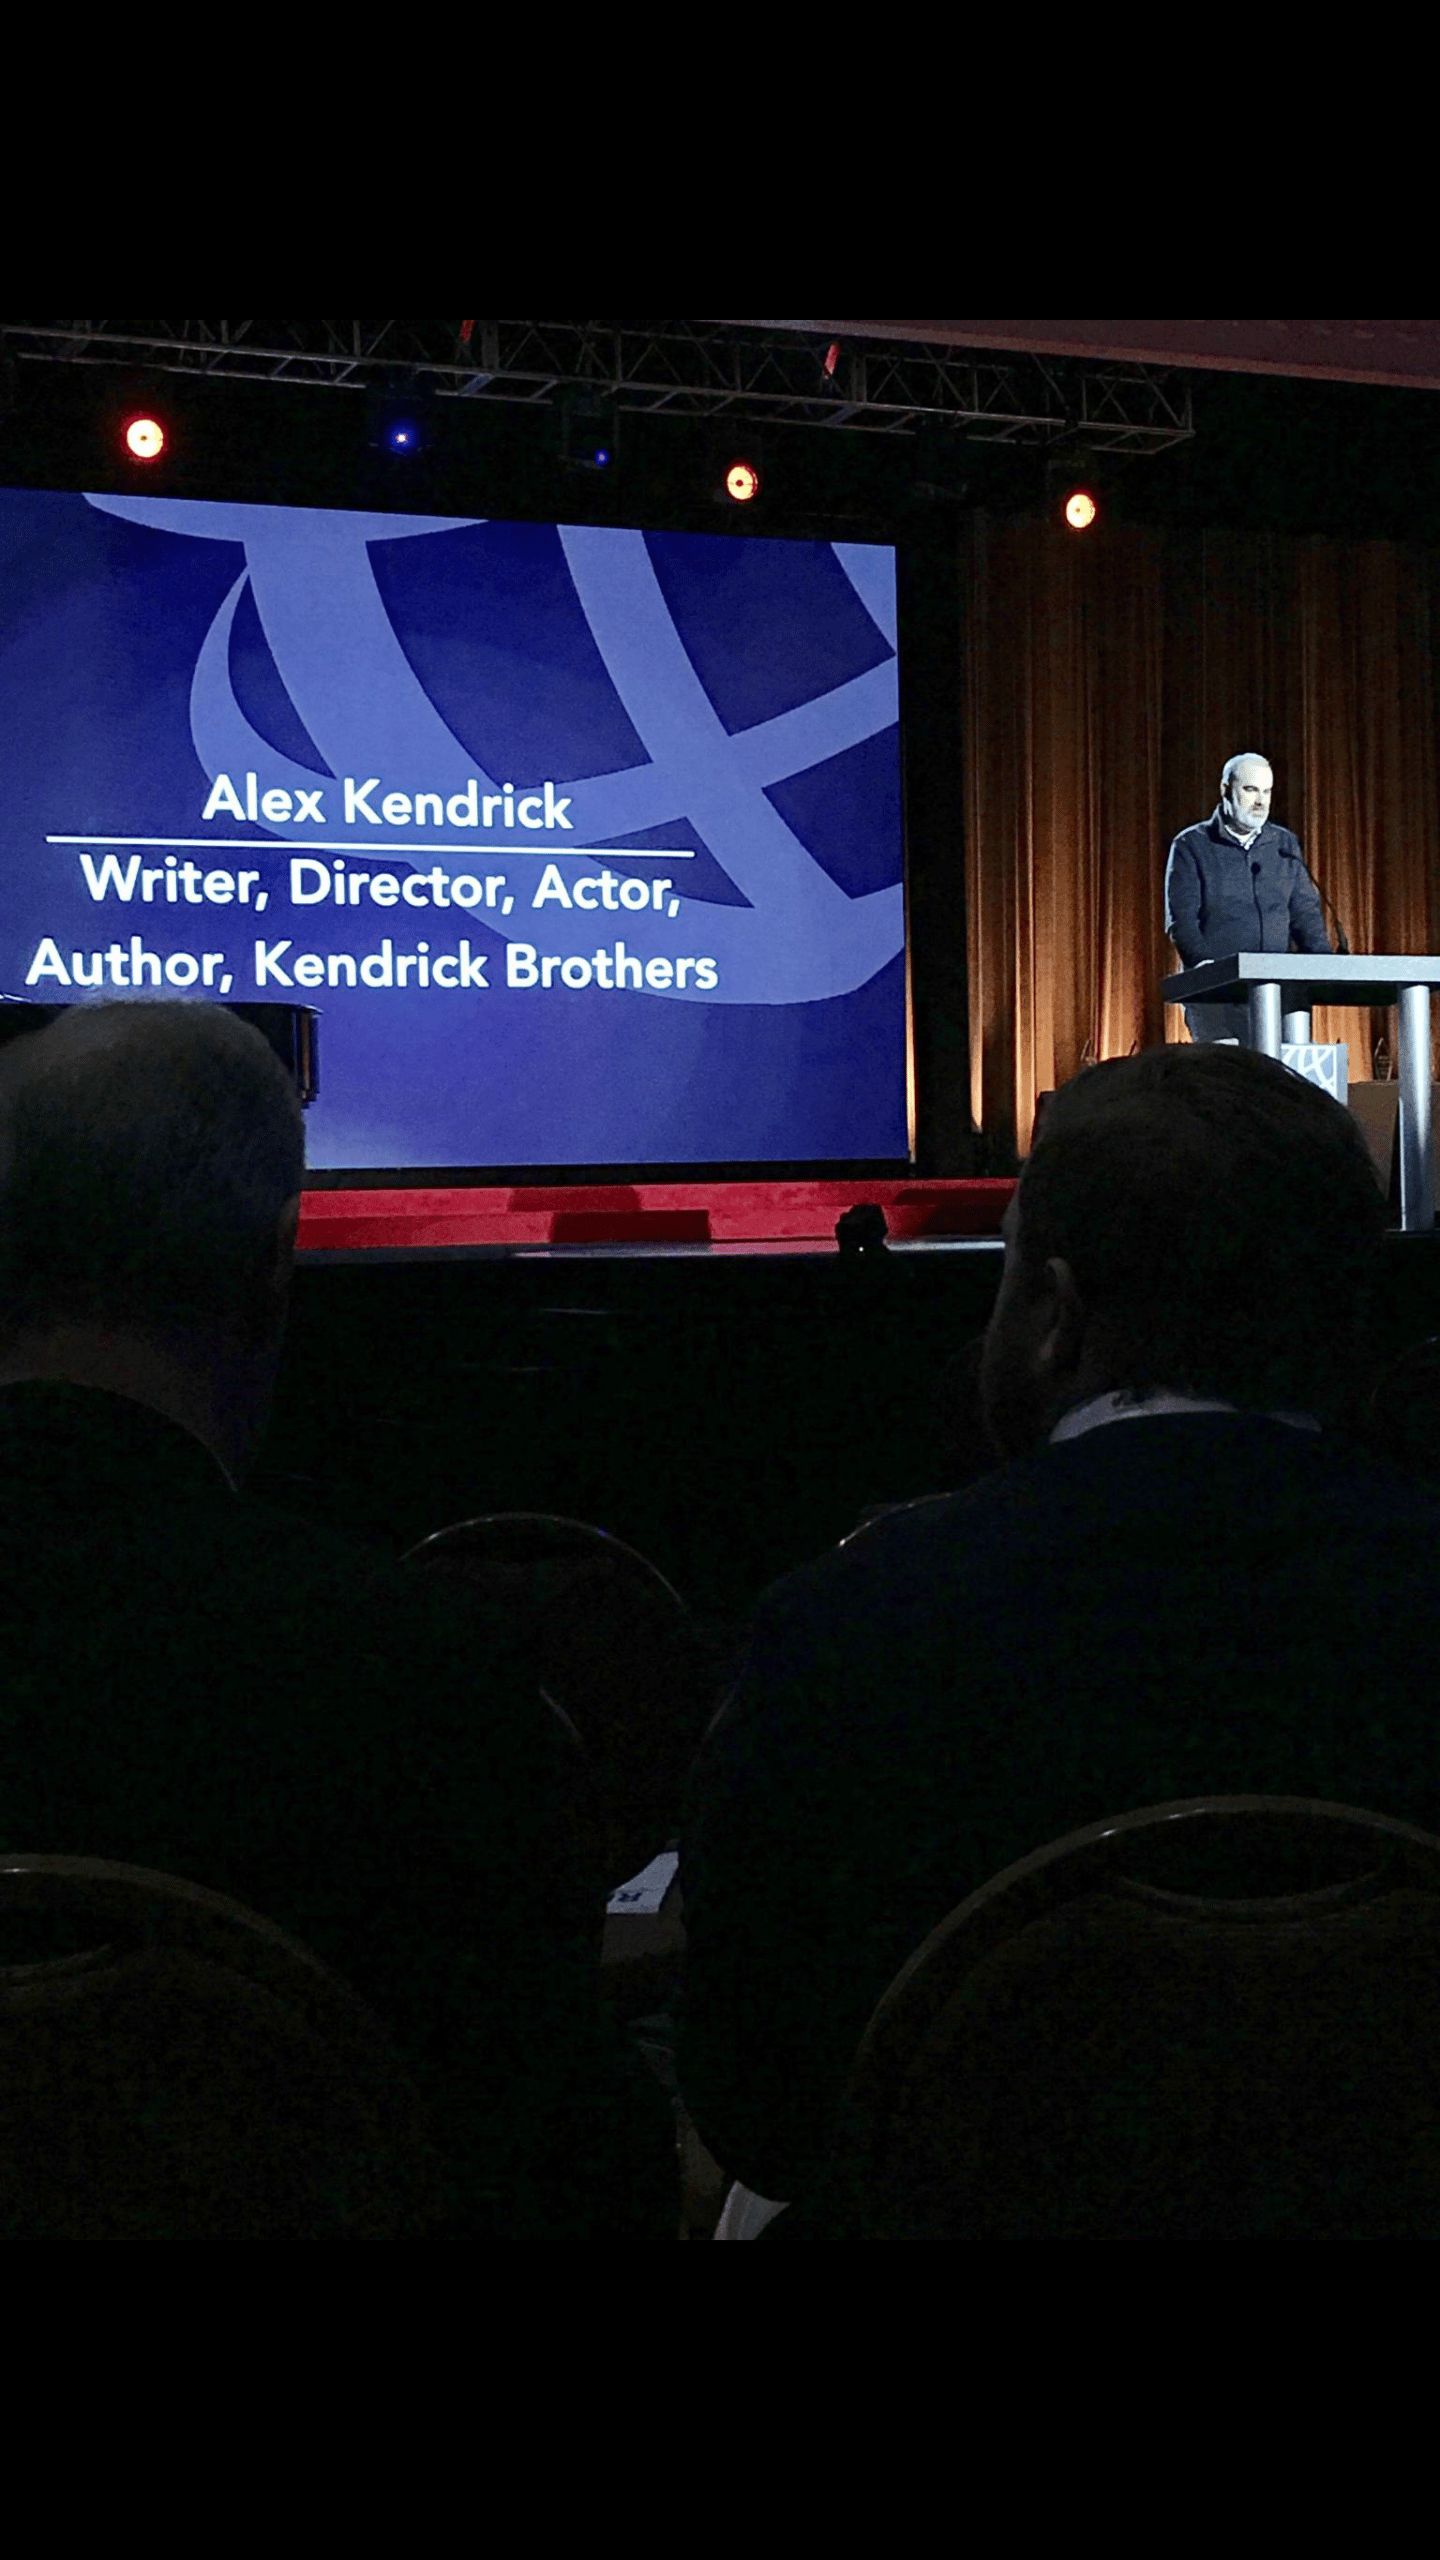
top-left (738, 321), bottom-right (1440, 394)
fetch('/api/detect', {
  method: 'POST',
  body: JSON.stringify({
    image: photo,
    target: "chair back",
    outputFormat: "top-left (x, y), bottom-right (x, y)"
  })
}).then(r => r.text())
top-left (837, 1494), bottom-right (959, 1549)
top-left (403, 1514), bottom-right (709, 1886)
top-left (819, 1796), bottom-right (1440, 2240)
top-left (0, 1857), bottom-right (441, 2239)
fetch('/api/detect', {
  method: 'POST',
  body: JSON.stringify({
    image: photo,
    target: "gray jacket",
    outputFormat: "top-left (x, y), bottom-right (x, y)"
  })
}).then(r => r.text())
top-left (1165, 810), bottom-right (1332, 966)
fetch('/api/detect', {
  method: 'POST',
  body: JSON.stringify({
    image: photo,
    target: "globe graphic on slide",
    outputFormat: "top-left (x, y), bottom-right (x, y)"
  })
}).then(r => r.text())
top-left (84, 497), bottom-right (905, 1007)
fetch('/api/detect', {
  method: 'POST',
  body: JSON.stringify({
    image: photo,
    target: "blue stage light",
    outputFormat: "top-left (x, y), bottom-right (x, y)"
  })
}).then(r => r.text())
top-left (365, 380), bottom-right (435, 456)
top-left (556, 387), bottom-right (617, 472)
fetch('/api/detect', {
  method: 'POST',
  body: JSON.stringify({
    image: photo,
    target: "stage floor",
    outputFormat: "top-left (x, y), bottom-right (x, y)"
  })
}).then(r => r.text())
top-left (300, 1233), bottom-right (1007, 1265)
top-left (296, 1176), bottom-right (1015, 1259)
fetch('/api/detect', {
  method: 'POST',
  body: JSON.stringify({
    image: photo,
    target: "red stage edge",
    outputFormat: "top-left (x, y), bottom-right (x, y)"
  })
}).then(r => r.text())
top-left (297, 1177), bottom-right (1016, 1253)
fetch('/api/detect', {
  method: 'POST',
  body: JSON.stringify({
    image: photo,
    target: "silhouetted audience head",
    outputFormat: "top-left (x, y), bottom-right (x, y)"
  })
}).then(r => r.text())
top-left (835, 1203), bottom-right (889, 1255)
top-left (982, 1044), bottom-right (1387, 1456)
top-left (937, 1331), bottom-right (999, 1488)
top-left (0, 1002), bottom-right (305, 1476)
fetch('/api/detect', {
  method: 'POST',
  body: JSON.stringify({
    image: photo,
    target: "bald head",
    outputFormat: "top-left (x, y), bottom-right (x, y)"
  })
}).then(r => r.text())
top-left (0, 1002), bottom-right (305, 1346)
top-left (1220, 753), bottom-right (1273, 837)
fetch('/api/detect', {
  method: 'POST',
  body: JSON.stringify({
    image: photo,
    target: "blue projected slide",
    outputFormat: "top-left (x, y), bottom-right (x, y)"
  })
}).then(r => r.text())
top-left (0, 488), bottom-right (907, 1169)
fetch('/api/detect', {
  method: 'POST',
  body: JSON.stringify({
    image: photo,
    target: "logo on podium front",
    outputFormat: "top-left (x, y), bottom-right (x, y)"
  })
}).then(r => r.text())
top-left (1281, 1043), bottom-right (1348, 1103)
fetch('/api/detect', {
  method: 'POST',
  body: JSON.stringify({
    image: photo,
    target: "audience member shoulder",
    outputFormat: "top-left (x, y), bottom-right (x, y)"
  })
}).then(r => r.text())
top-left (754, 1475), bottom-right (1003, 1622)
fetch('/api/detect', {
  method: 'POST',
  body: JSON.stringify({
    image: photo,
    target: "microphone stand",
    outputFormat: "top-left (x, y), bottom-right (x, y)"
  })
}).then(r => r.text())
top-left (1242, 828), bottom-right (1352, 956)
top-left (1269, 849), bottom-right (1351, 954)
top-left (1311, 877), bottom-right (1351, 956)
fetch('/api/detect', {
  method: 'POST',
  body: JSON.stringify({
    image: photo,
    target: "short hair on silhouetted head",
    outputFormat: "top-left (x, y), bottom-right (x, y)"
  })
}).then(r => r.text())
top-left (1016, 1045), bottom-right (1386, 1417)
top-left (0, 1002), bottom-right (306, 1340)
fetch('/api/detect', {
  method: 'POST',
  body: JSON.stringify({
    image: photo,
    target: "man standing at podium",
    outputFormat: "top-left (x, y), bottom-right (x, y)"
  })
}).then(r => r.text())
top-left (1165, 753), bottom-right (1332, 1043)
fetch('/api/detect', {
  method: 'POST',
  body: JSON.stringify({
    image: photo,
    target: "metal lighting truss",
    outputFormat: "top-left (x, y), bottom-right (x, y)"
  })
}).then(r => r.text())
top-left (0, 320), bottom-right (1193, 452)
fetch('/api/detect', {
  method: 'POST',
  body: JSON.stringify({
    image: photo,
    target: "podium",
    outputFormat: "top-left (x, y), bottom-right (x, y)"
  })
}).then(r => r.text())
top-left (1162, 954), bottom-right (1440, 1234)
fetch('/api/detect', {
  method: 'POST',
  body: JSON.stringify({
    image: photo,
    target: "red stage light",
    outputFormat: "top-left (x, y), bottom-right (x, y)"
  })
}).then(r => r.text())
top-left (725, 460), bottom-right (761, 504)
top-left (124, 415), bottom-right (166, 462)
top-left (1064, 488), bottom-right (1098, 530)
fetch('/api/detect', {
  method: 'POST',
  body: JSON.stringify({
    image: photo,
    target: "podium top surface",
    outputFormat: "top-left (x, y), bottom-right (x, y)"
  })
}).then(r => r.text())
top-left (1163, 953), bottom-right (1440, 1006)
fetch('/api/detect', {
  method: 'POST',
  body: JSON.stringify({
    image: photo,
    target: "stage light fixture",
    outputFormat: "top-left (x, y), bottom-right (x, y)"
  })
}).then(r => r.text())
top-left (556, 386), bottom-right (616, 472)
top-left (724, 460), bottom-right (761, 504)
top-left (1045, 448), bottom-right (1109, 533)
top-left (365, 378), bottom-right (435, 457)
top-left (910, 421), bottom-right (973, 506)
top-left (123, 414), bottom-right (166, 462)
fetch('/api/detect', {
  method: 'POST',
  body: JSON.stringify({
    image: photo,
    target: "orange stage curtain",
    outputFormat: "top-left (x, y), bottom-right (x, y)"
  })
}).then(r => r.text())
top-left (963, 514), bottom-right (1440, 1157)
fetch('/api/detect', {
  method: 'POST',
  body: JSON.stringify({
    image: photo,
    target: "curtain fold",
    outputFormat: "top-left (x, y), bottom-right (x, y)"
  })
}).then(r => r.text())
top-left (964, 515), bottom-right (1440, 1155)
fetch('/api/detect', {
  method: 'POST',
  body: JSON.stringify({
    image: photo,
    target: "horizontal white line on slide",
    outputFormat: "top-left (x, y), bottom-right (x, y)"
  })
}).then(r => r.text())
top-left (47, 837), bottom-right (696, 858)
